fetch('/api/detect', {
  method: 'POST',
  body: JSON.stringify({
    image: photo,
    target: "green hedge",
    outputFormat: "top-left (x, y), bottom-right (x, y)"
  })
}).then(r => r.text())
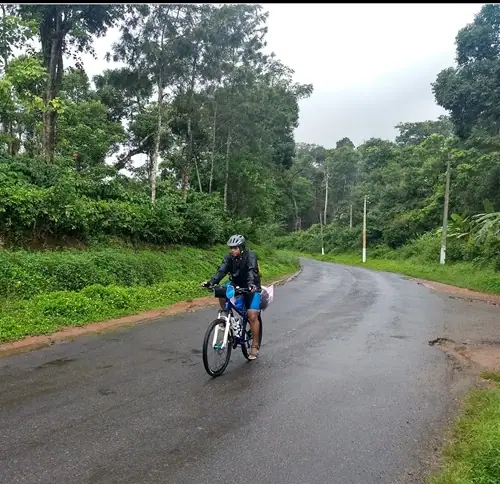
top-left (0, 247), bottom-right (226, 300)
top-left (0, 246), bottom-right (299, 342)
top-left (274, 223), bottom-right (500, 269)
top-left (274, 223), bottom-right (362, 254)
top-left (0, 154), bottom-right (260, 247)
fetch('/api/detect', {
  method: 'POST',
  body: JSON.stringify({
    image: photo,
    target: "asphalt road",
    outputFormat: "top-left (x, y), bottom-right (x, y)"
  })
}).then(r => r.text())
top-left (0, 258), bottom-right (467, 484)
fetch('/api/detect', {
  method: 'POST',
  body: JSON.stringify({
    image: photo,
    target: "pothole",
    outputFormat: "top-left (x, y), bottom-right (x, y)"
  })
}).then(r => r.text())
top-left (428, 337), bottom-right (455, 347)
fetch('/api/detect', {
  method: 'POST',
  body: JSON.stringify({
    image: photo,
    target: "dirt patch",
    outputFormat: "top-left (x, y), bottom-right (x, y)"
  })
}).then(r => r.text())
top-left (463, 346), bottom-right (500, 371)
top-left (415, 278), bottom-right (500, 306)
top-left (0, 269), bottom-right (301, 358)
top-left (429, 337), bottom-right (500, 374)
top-left (416, 278), bottom-right (500, 375)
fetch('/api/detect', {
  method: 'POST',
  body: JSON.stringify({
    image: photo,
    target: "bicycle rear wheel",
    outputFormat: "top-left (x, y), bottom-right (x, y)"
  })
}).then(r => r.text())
top-left (203, 318), bottom-right (232, 377)
top-left (241, 314), bottom-right (263, 360)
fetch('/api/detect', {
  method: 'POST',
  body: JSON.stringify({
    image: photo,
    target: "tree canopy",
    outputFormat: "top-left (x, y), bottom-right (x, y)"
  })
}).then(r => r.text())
top-left (1, 3), bottom-right (500, 264)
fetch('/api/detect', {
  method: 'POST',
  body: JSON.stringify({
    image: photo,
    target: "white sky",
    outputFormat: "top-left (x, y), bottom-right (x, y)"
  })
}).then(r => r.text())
top-left (78, 3), bottom-right (483, 149)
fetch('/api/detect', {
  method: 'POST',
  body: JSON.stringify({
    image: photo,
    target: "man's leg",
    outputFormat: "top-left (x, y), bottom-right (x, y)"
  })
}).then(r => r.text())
top-left (247, 310), bottom-right (260, 348)
top-left (246, 291), bottom-right (262, 359)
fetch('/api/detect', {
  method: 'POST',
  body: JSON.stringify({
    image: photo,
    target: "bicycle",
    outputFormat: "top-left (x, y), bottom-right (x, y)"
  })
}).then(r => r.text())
top-left (201, 282), bottom-right (263, 378)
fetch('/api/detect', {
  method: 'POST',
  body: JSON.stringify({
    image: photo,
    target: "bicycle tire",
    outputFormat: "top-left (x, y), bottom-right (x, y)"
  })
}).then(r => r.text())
top-left (241, 314), bottom-right (263, 360)
top-left (203, 318), bottom-right (232, 377)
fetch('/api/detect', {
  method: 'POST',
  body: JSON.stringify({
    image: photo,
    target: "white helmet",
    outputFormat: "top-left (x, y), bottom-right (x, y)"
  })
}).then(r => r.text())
top-left (227, 234), bottom-right (246, 248)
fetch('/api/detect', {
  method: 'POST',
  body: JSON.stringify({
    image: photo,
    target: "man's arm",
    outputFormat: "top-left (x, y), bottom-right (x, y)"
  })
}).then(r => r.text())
top-left (210, 255), bottom-right (231, 285)
top-left (246, 251), bottom-right (260, 289)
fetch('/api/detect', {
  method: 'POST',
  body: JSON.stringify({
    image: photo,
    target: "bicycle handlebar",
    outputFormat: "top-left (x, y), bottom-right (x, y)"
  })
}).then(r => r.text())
top-left (202, 282), bottom-right (252, 296)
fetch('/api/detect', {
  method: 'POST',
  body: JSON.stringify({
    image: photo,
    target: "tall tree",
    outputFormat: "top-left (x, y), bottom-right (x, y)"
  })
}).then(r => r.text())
top-left (17, 5), bottom-right (123, 162)
top-left (395, 116), bottom-right (453, 145)
top-left (433, 4), bottom-right (500, 140)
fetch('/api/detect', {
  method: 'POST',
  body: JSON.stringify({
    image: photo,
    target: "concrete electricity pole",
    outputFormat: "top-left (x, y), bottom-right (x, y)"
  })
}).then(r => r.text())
top-left (362, 196), bottom-right (367, 263)
top-left (440, 151), bottom-right (452, 265)
top-left (319, 212), bottom-right (325, 256)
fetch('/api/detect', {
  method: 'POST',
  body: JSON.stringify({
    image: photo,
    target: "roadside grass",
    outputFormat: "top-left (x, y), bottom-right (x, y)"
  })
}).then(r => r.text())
top-left (0, 246), bottom-right (299, 343)
top-left (428, 372), bottom-right (500, 484)
top-left (480, 371), bottom-right (500, 384)
top-left (284, 251), bottom-right (500, 295)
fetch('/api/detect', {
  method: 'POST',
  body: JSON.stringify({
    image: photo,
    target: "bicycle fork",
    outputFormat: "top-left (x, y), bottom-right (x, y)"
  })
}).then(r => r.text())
top-left (213, 314), bottom-right (231, 350)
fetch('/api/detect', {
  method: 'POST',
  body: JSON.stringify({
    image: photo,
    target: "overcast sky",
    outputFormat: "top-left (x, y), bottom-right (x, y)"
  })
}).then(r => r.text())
top-left (79, 3), bottom-right (483, 149)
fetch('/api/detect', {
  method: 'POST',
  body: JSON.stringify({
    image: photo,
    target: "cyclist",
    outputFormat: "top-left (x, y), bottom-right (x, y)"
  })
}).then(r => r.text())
top-left (201, 234), bottom-right (262, 360)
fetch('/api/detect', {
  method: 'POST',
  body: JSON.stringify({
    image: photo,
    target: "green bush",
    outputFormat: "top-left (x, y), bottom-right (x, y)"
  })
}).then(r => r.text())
top-left (0, 247), bottom-right (228, 300)
top-left (0, 156), bottom-right (237, 247)
top-left (274, 222), bottom-right (500, 271)
top-left (390, 232), bottom-right (500, 269)
top-left (0, 245), bottom-right (299, 342)
top-left (0, 155), bottom-right (287, 250)
top-left (273, 223), bottom-right (361, 254)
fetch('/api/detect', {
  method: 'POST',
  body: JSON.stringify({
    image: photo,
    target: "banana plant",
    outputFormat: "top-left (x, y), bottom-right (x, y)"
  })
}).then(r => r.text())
top-left (447, 212), bottom-right (473, 239)
top-left (436, 211), bottom-right (473, 240)
top-left (472, 200), bottom-right (500, 241)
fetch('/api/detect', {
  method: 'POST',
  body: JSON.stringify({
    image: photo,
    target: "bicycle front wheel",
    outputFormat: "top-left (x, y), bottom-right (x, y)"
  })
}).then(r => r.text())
top-left (203, 318), bottom-right (232, 377)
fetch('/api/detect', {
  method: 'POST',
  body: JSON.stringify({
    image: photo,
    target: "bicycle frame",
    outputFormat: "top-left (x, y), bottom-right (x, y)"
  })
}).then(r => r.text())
top-left (212, 284), bottom-right (249, 351)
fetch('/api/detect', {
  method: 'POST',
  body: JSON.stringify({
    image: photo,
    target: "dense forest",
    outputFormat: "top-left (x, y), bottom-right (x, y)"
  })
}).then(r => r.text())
top-left (1, 4), bottom-right (500, 270)
top-left (276, 4), bottom-right (500, 269)
top-left (0, 4), bottom-right (312, 247)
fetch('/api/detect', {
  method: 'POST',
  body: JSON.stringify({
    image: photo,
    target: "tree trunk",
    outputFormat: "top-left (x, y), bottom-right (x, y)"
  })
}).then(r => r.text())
top-left (223, 133), bottom-right (231, 211)
top-left (209, 100), bottom-right (217, 193)
top-left (292, 192), bottom-right (300, 231)
top-left (42, 38), bottom-right (59, 161)
top-left (150, 82), bottom-right (163, 204)
top-left (183, 48), bottom-right (199, 201)
top-left (193, 152), bottom-right (203, 193)
top-left (41, 7), bottom-right (66, 163)
top-left (181, 164), bottom-right (190, 195)
top-left (183, 116), bottom-right (193, 201)
top-left (116, 133), bottom-right (154, 171)
top-left (146, 153), bottom-right (153, 182)
top-left (150, 18), bottom-right (168, 205)
top-left (0, 5), bottom-right (9, 70)
top-left (9, 122), bottom-right (19, 155)
top-left (0, 7), bottom-right (9, 151)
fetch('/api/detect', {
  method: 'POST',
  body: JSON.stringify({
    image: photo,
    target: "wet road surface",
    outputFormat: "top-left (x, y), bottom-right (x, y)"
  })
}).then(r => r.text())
top-left (0, 258), bottom-right (471, 483)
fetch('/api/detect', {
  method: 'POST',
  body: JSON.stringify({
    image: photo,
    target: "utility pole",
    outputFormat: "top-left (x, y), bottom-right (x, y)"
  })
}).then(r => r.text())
top-left (319, 212), bottom-right (325, 255)
top-left (440, 151), bottom-right (452, 264)
top-left (323, 171), bottom-right (329, 226)
top-left (362, 196), bottom-right (367, 263)
top-left (349, 203), bottom-right (353, 229)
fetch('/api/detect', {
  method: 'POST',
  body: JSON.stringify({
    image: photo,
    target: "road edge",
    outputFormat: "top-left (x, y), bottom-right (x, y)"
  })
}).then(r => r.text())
top-left (414, 278), bottom-right (500, 306)
top-left (298, 254), bottom-right (500, 306)
top-left (0, 266), bottom-right (303, 358)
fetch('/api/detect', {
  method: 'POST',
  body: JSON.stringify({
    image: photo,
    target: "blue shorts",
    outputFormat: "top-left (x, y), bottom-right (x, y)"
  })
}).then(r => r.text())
top-left (244, 291), bottom-right (261, 311)
top-left (223, 282), bottom-right (261, 311)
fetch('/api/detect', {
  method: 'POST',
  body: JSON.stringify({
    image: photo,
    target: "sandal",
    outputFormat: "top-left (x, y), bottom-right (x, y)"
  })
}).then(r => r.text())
top-left (248, 344), bottom-right (260, 360)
